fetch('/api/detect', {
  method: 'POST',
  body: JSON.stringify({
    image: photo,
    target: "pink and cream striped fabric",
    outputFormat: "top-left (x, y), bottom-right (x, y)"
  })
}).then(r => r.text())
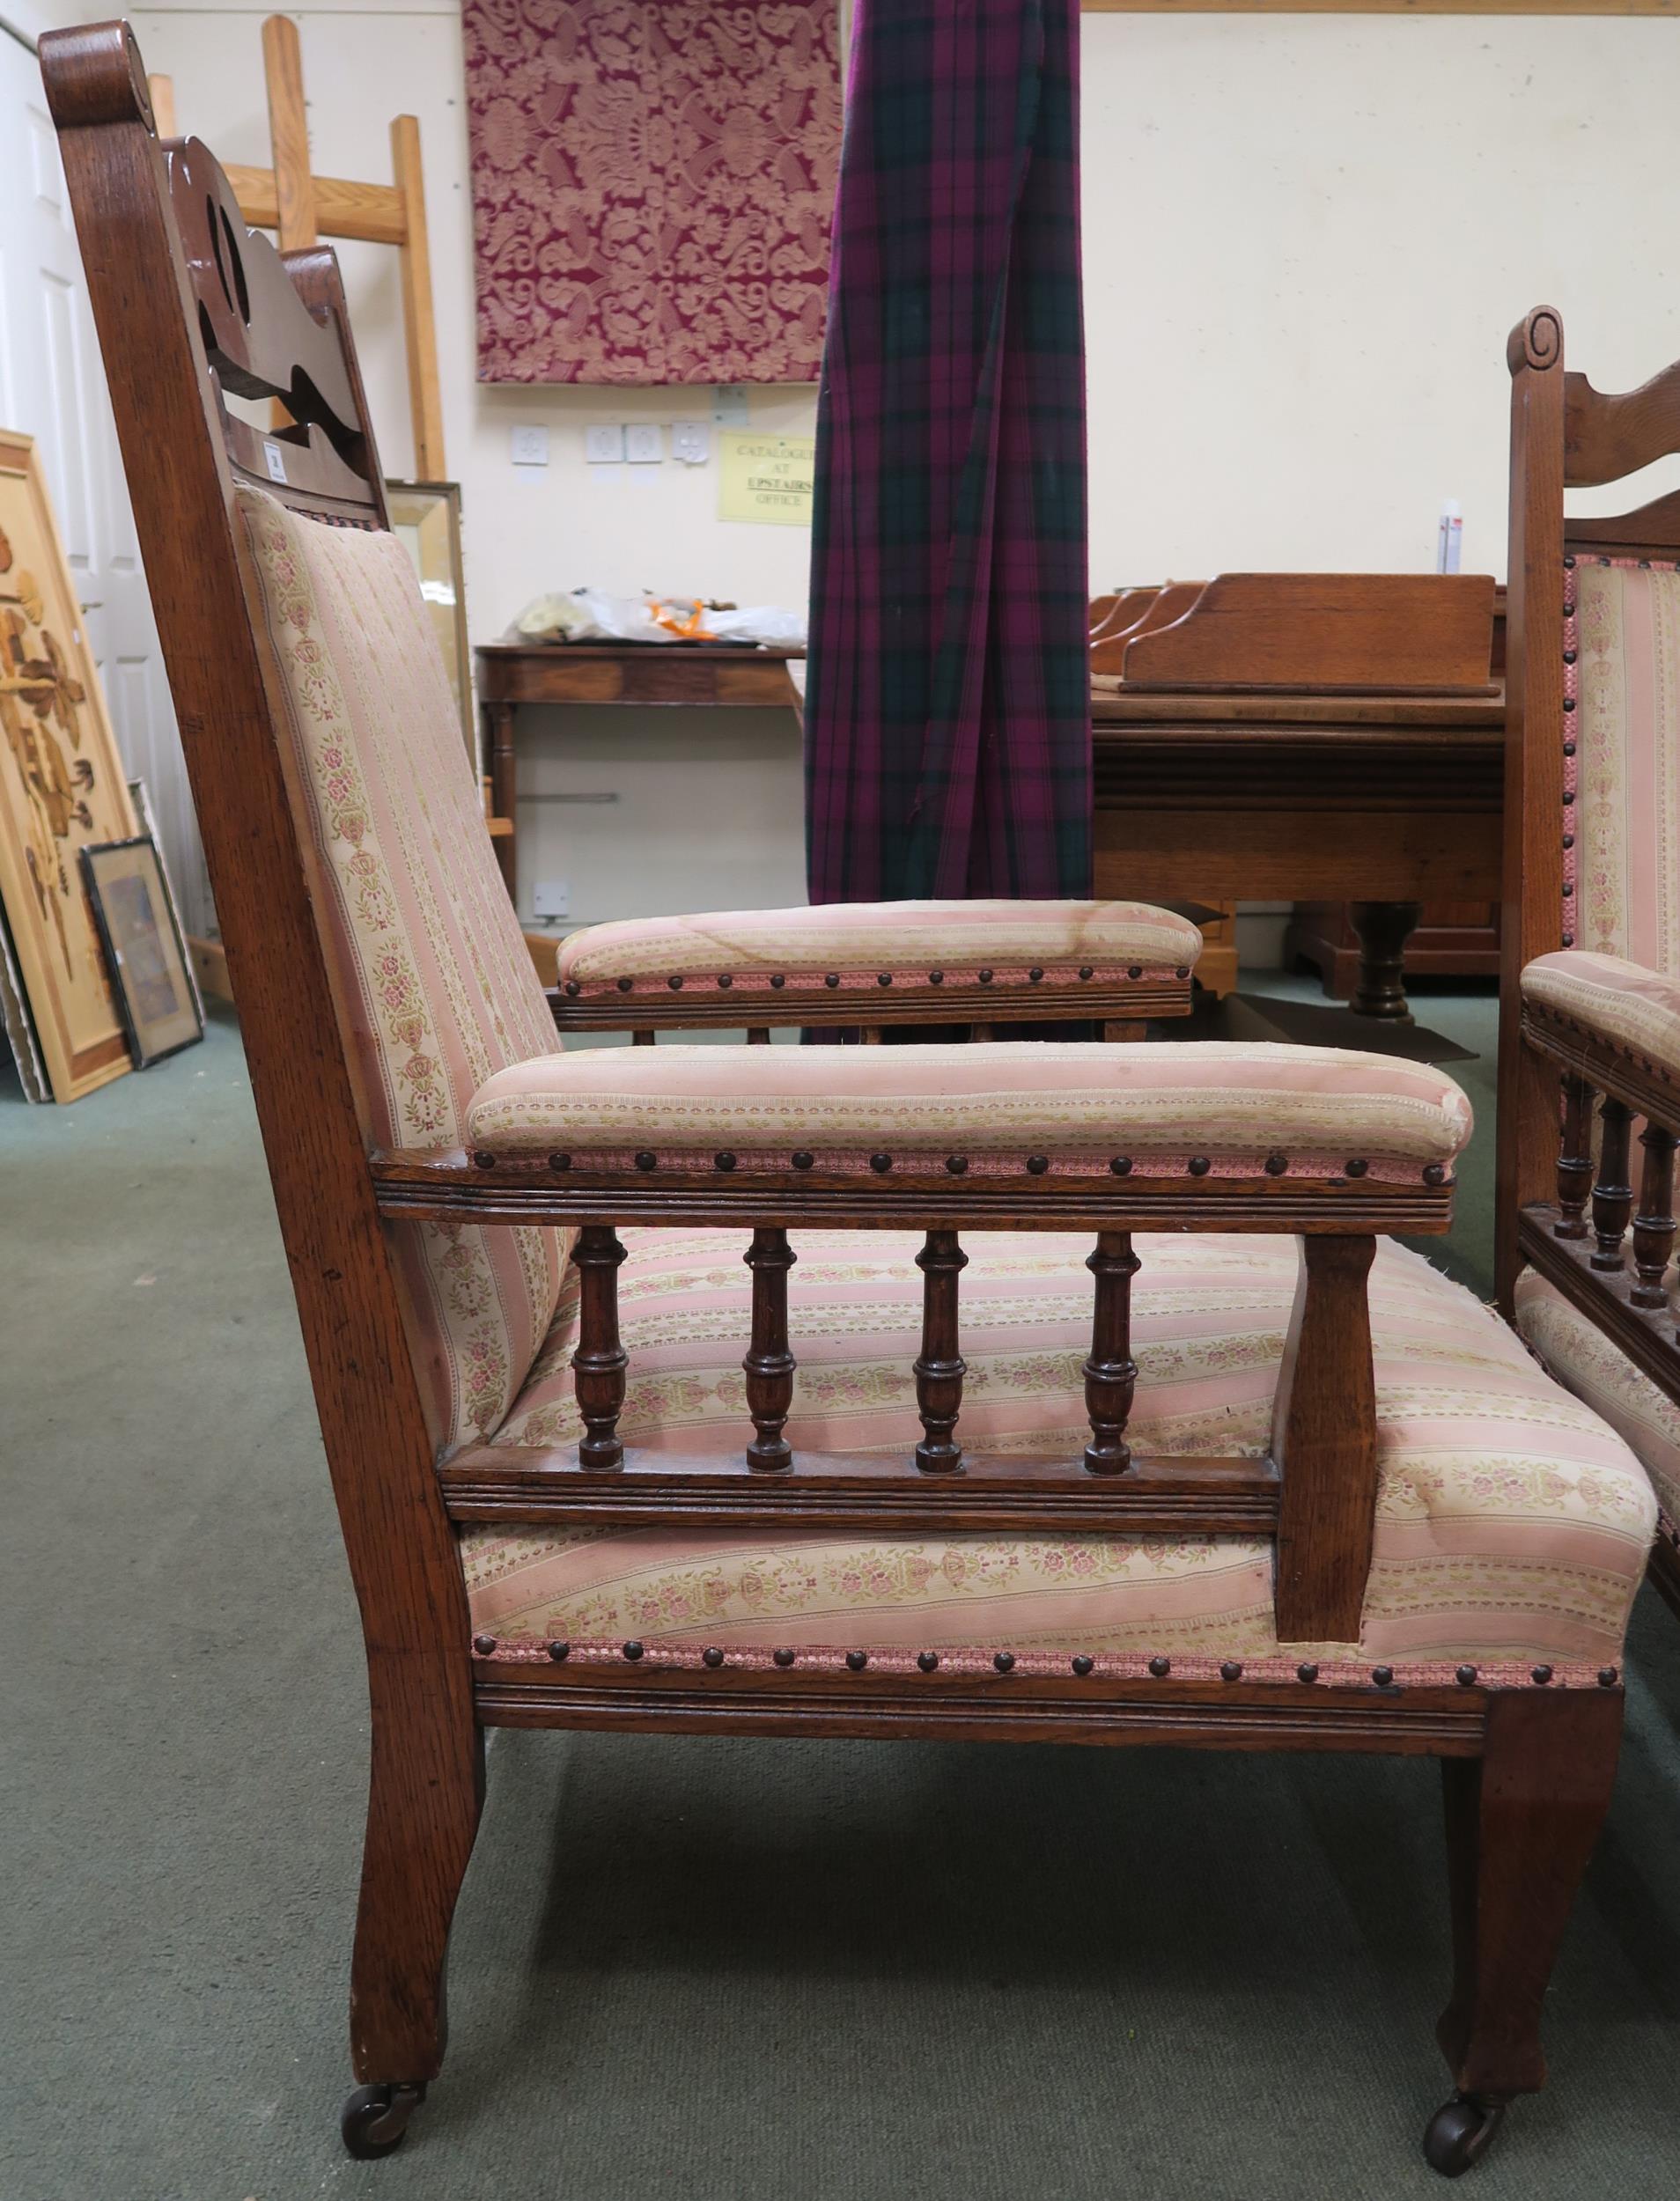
top-left (461, 1229), bottom-right (1655, 1665)
top-left (1566, 558), bottom-right (1680, 967)
top-left (1522, 949), bottom-right (1680, 1080)
top-left (556, 899), bottom-right (1201, 995)
top-left (238, 488), bottom-right (565, 1446)
top-left (467, 1040), bottom-right (1474, 1183)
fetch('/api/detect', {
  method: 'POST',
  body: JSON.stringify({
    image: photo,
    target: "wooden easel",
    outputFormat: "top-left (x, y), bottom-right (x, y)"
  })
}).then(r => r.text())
top-left (149, 15), bottom-right (445, 478)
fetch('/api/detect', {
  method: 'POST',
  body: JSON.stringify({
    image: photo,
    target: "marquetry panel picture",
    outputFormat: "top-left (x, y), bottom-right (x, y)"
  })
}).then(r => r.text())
top-left (0, 430), bottom-right (137, 1101)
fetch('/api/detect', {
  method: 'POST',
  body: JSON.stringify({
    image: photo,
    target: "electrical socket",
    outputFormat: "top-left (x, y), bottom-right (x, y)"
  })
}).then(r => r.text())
top-left (510, 423), bottom-right (549, 467)
top-left (624, 423), bottom-right (663, 464)
top-left (531, 879), bottom-right (571, 919)
top-left (671, 420), bottom-right (711, 465)
top-left (584, 423), bottom-right (624, 463)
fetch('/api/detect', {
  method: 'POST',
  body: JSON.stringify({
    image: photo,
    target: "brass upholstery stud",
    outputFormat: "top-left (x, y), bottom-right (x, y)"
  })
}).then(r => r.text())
top-left (1563, 649), bottom-right (1577, 664)
top-left (1564, 696), bottom-right (1576, 712)
top-left (1128, 964), bottom-right (1142, 980)
top-left (667, 975), bottom-right (683, 990)
top-left (1188, 1156), bottom-right (1211, 1176)
top-left (714, 1152), bottom-right (737, 1172)
top-left (770, 974), bottom-right (786, 989)
top-left (1563, 554), bottom-right (1576, 567)
top-left (1079, 965), bottom-right (1094, 981)
top-left (1110, 1156), bottom-right (1132, 1176)
top-left (917, 1651), bottom-right (939, 1673)
top-left (1296, 1663), bottom-right (1318, 1684)
top-left (1598, 1666), bottom-right (1619, 1687)
top-left (623, 1640), bottom-right (645, 1661)
top-left (1345, 1159), bottom-right (1368, 1178)
top-left (929, 969), bottom-right (945, 985)
top-left (993, 1651), bottom-right (1015, 1674)
top-left (1264, 1152), bottom-right (1288, 1176)
top-left (1455, 1665), bottom-right (1477, 1688)
top-left (473, 1152), bottom-right (496, 1171)
top-left (1531, 1665), bottom-right (1553, 1686)
top-left (870, 1152), bottom-right (893, 1174)
top-left (825, 973), bottom-right (840, 989)
top-left (1027, 1155), bottom-right (1050, 1175)
top-left (548, 1152), bottom-right (571, 1173)
top-left (718, 972), bottom-right (733, 989)
top-left (846, 1650), bottom-right (868, 1672)
top-left (547, 1639), bottom-right (570, 1662)
top-left (1563, 741), bottom-right (1576, 757)
top-left (635, 1151), bottom-right (657, 1172)
top-left (792, 1152), bottom-right (814, 1171)
top-left (703, 1647), bottom-right (725, 1668)
top-left (1372, 1666), bottom-right (1395, 1688)
top-left (773, 1647), bottom-right (796, 1668)
top-left (1175, 965), bottom-right (1190, 979)
top-left (1423, 1164), bottom-right (1448, 1187)
top-left (616, 975), bottom-right (633, 993)
top-left (877, 972), bottom-right (893, 987)
top-left (978, 968), bottom-right (994, 984)
top-left (565, 979), bottom-right (581, 997)
top-left (472, 1634), bottom-right (497, 1656)
top-left (1072, 1655), bottom-right (1094, 1676)
top-left (1028, 967), bottom-right (1044, 983)
top-left (1219, 1660), bottom-right (1242, 1682)
top-left (946, 1155), bottom-right (969, 1174)
top-left (1148, 1655), bottom-right (1170, 1678)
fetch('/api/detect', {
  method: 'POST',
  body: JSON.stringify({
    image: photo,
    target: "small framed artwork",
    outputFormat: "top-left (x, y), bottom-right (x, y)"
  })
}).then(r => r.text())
top-left (79, 835), bottom-right (203, 1068)
top-left (386, 480), bottom-right (475, 767)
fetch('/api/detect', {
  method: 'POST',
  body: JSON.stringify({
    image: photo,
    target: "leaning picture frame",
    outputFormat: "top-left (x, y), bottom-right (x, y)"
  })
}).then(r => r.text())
top-left (80, 834), bottom-right (203, 1069)
top-left (386, 480), bottom-right (475, 767)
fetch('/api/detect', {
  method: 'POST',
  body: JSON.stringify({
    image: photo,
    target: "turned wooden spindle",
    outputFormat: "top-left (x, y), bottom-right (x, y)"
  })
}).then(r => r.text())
top-left (742, 1226), bottom-right (797, 1469)
top-left (1591, 1099), bottom-right (1634, 1270)
top-left (1554, 1072), bottom-right (1595, 1240)
top-left (1632, 1123), bottom-right (1678, 1308)
top-left (1083, 1230), bottom-right (1141, 1473)
top-left (914, 1229), bottom-right (968, 1470)
top-left (571, 1225), bottom-right (628, 1467)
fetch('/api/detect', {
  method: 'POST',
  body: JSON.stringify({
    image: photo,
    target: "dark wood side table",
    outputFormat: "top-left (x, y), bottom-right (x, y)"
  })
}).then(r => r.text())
top-left (475, 641), bottom-right (803, 896)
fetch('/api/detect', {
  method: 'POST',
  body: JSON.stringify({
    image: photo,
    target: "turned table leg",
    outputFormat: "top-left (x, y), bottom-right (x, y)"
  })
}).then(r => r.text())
top-left (1348, 901), bottom-right (1421, 1024)
top-left (486, 699), bottom-right (518, 901)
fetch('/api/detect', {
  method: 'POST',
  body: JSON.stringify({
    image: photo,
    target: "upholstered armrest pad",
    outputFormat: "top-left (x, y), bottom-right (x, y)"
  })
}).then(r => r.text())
top-left (466, 1041), bottom-right (1471, 1182)
top-left (1522, 951), bottom-right (1680, 1078)
top-left (554, 899), bottom-right (1201, 1000)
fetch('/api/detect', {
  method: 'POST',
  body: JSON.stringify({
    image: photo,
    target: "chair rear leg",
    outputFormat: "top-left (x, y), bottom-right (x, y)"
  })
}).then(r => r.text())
top-left (342, 1649), bottom-right (484, 2158)
top-left (1426, 1685), bottom-right (1622, 2175)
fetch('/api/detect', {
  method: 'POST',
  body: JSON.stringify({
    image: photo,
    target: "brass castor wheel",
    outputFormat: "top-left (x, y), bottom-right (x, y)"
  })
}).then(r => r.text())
top-left (1423, 2094), bottom-right (1507, 2177)
top-left (341, 2081), bottom-right (426, 2160)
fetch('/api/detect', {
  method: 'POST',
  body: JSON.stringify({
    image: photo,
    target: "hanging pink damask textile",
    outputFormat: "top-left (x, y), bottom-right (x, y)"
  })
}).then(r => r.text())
top-left (462, 0), bottom-right (842, 385)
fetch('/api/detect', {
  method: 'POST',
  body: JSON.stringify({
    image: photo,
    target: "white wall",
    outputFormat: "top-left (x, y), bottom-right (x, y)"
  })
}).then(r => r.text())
top-left (118, 4), bottom-right (1680, 939)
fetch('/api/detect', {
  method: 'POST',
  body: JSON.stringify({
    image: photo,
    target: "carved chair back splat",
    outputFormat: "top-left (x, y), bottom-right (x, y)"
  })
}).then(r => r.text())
top-left (43, 26), bottom-right (1629, 2173)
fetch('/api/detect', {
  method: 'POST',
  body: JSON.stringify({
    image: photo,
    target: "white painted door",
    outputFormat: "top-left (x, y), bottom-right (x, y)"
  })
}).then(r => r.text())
top-left (0, 23), bottom-right (212, 938)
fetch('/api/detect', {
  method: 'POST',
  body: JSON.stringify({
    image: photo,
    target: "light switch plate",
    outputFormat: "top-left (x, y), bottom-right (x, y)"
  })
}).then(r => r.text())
top-left (624, 423), bottom-right (663, 464)
top-left (510, 423), bottom-right (550, 467)
top-left (532, 879), bottom-right (571, 919)
top-left (583, 423), bottom-right (624, 463)
top-left (671, 420), bottom-right (711, 466)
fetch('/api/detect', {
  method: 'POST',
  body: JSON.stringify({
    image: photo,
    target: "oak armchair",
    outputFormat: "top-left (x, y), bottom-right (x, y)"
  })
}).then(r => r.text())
top-left (1499, 305), bottom-right (1680, 1628)
top-left (46, 29), bottom-right (1657, 2176)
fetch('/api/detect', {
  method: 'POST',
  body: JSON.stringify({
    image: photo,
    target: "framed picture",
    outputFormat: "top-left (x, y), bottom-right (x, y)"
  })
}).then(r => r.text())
top-left (386, 480), bottom-right (475, 767)
top-left (0, 429), bottom-right (139, 1100)
top-left (80, 835), bottom-right (203, 1069)
top-left (128, 776), bottom-right (206, 1027)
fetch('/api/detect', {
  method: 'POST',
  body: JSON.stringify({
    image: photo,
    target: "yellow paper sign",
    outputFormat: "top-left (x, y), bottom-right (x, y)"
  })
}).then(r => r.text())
top-left (718, 431), bottom-right (816, 526)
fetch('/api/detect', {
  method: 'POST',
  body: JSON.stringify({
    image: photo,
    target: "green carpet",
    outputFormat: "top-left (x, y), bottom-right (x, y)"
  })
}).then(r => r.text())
top-left (5, 991), bottom-right (1679, 2201)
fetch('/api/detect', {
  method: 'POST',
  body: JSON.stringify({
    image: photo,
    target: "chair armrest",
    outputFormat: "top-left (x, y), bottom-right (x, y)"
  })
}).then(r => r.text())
top-left (459, 1038), bottom-right (1470, 1193)
top-left (1523, 951), bottom-right (1680, 1102)
top-left (548, 899), bottom-right (1202, 1032)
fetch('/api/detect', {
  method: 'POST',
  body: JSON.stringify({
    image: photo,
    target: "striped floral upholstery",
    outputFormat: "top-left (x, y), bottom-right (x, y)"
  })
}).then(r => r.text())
top-left (556, 899), bottom-right (1202, 999)
top-left (467, 1041), bottom-right (1474, 1183)
top-left (1514, 1270), bottom-right (1680, 1547)
top-left (1522, 949), bottom-right (1680, 1081)
top-left (1566, 558), bottom-right (1680, 967)
top-left (461, 1229), bottom-right (1655, 1665)
top-left (239, 487), bottom-right (564, 1446)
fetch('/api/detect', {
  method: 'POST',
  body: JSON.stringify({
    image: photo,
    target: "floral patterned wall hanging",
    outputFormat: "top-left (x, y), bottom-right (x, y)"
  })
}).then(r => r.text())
top-left (463, 1), bottom-right (843, 385)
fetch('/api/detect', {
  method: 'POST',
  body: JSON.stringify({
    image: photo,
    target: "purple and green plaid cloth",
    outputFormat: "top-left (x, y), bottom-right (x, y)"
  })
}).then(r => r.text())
top-left (805, 0), bottom-right (1092, 904)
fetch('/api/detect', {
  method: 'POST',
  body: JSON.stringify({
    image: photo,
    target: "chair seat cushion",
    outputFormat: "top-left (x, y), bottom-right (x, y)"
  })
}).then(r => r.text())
top-left (459, 1229), bottom-right (1655, 1669)
top-left (466, 1041), bottom-right (1474, 1183)
top-left (1522, 948), bottom-right (1680, 1083)
top-left (555, 899), bottom-right (1202, 998)
top-left (1514, 1268), bottom-right (1680, 1535)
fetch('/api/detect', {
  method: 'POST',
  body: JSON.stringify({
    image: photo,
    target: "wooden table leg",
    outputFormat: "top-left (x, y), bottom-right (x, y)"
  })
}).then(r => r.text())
top-left (486, 699), bottom-right (517, 900)
top-left (1348, 901), bottom-right (1421, 1023)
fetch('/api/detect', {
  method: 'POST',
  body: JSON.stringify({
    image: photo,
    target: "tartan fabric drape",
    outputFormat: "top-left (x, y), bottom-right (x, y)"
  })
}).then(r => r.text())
top-left (804, 0), bottom-right (1091, 904)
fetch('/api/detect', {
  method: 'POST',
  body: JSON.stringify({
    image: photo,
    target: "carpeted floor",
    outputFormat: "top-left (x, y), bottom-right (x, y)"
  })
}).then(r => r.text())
top-left (6, 985), bottom-right (1679, 2201)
